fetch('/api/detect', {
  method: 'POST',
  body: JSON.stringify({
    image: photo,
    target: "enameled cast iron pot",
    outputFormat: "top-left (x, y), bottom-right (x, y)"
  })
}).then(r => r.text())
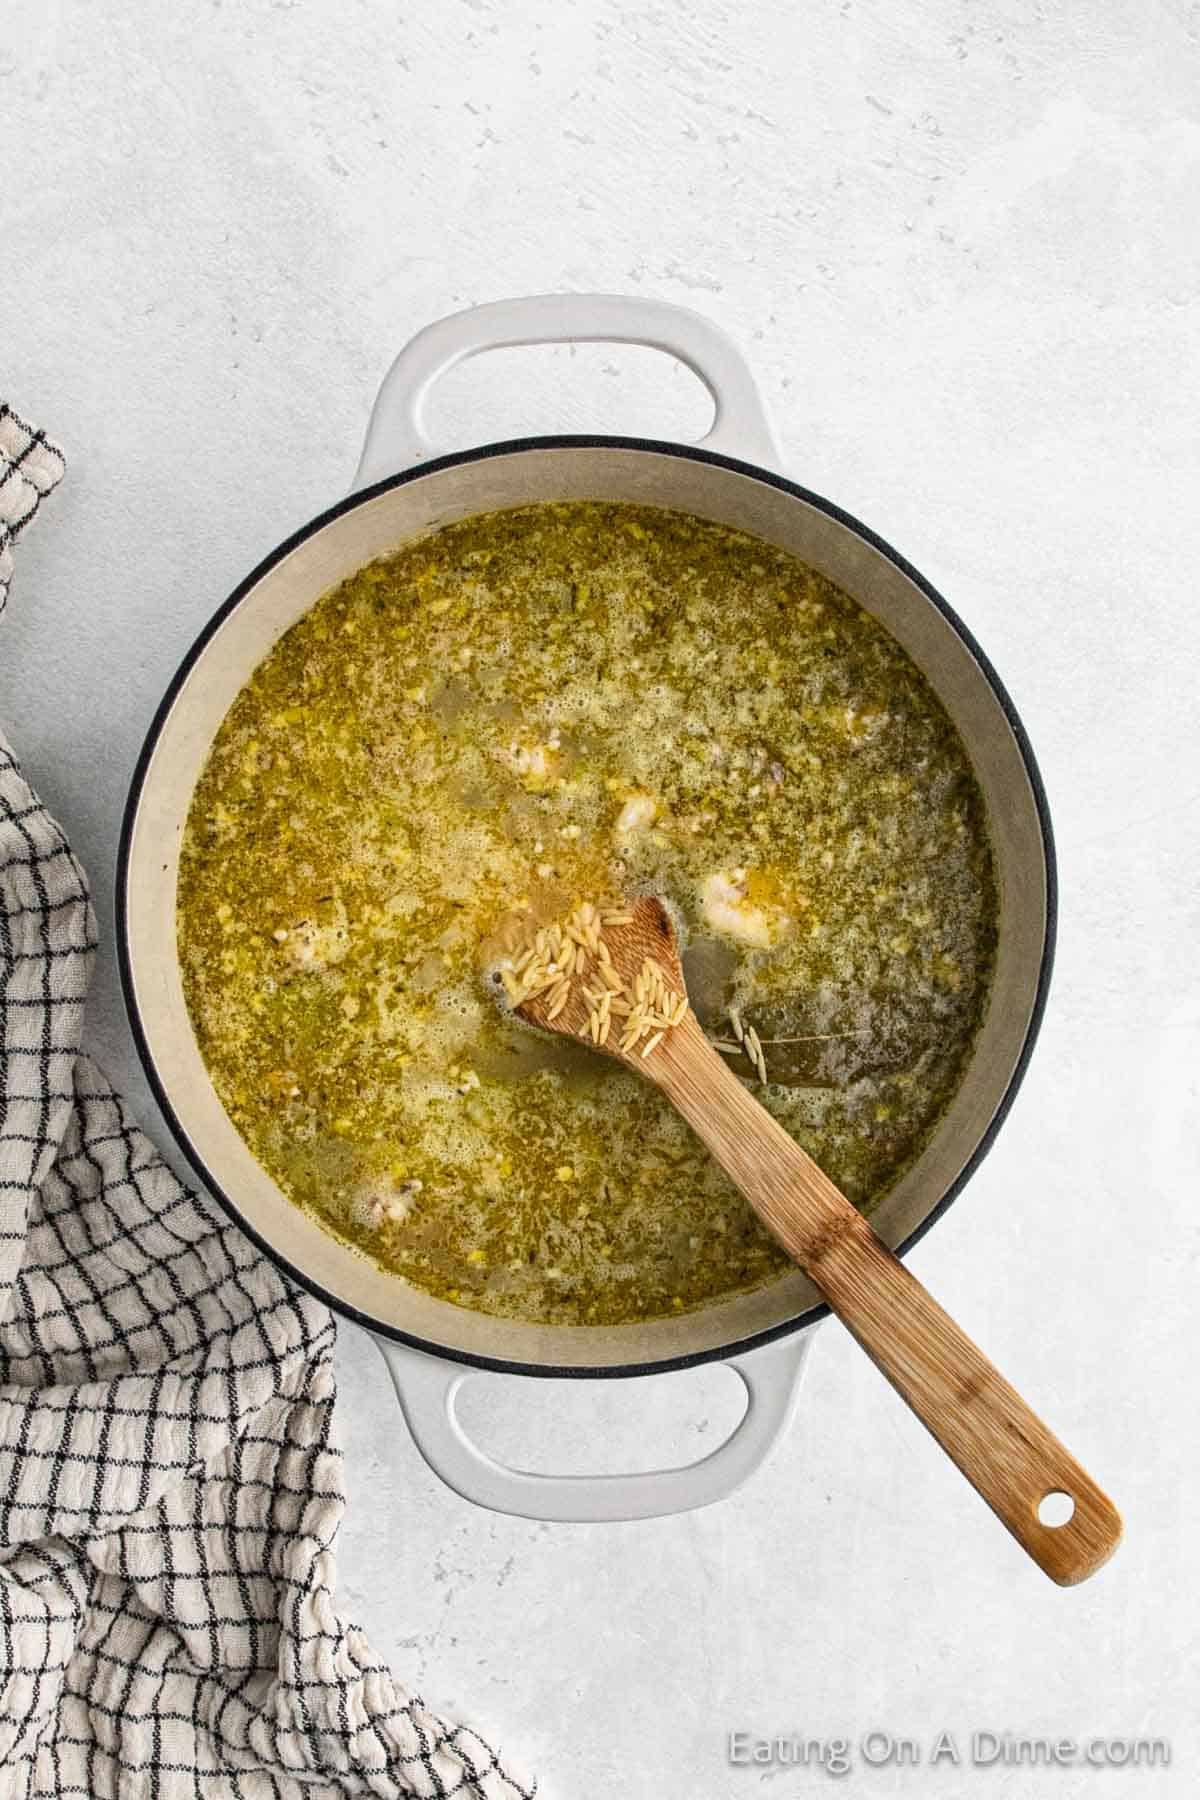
top-left (118, 295), bottom-right (1055, 1522)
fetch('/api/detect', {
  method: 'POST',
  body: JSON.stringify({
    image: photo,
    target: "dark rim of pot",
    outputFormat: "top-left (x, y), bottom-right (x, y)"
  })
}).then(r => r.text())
top-left (116, 434), bottom-right (1057, 1381)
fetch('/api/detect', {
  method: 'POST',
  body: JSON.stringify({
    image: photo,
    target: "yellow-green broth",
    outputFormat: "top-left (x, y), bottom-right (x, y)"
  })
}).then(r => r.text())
top-left (177, 502), bottom-right (997, 1325)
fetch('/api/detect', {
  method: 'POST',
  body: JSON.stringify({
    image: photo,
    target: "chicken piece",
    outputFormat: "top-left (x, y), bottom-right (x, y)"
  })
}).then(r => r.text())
top-left (352, 1176), bottom-right (424, 1232)
top-left (613, 791), bottom-right (658, 839)
top-left (276, 902), bottom-right (351, 971)
top-left (501, 740), bottom-right (560, 792)
top-left (700, 868), bottom-right (791, 949)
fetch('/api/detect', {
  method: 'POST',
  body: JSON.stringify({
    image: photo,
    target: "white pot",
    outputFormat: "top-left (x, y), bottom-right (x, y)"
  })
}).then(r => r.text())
top-left (118, 295), bottom-right (1054, 1522)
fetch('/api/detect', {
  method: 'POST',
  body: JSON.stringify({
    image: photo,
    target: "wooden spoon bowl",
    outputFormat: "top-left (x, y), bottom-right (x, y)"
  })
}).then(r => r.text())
top-left (505, 894), bottom-right (1122, 1585)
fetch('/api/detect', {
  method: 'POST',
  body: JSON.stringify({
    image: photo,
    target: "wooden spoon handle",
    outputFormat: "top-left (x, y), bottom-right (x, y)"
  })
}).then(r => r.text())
top-left (655, 1022), bottom-right (1122, 1584)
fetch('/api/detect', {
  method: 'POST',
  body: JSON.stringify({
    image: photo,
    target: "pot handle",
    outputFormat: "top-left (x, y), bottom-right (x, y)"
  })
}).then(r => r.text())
top-left (352, 293), bottom-right (781, 488)
top-left (373, 1330), bottom-right (811, 1522)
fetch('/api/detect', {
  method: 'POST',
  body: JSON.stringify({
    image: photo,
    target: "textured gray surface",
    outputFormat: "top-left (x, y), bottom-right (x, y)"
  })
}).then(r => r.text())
top-left (3, 2), bottom-right (1198, 1794)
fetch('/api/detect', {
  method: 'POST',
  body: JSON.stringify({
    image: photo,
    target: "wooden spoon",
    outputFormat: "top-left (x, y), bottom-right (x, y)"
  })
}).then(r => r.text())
top-left (507, 895), bottom-right (1121, 1585)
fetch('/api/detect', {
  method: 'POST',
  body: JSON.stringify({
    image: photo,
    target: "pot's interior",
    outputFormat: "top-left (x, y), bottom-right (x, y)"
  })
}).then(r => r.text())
top-left (124, 444), bottom-right (1048, 1371)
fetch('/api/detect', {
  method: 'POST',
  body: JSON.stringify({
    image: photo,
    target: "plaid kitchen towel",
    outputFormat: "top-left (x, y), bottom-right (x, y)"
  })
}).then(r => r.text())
top-left (0, 406), bottom-right (534, 1799)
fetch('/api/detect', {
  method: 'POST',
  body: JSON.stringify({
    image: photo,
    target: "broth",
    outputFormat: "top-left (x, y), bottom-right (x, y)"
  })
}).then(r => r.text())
top-left (177, 502), bottom-right (996, 1325)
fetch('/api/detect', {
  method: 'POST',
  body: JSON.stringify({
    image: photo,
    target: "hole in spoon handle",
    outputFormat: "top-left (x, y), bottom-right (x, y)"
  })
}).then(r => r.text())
top-left (1018, 1466), bottom-right (1122, 1585)
top-left (1037, 1489), bottom-right (1075, 1528)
